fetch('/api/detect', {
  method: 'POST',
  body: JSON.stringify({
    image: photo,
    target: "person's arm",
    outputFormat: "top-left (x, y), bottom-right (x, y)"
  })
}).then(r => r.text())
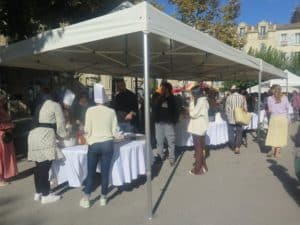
top-left (54, 103), bottom-right (67, 138)
top-left (112, 111), bottom-right (118, 137)
top-left (243, 97), bottom-right (248, 112)
top-left (84, 109), bottom-right (92, 138)
top-left (189, 99), bottom-right (202, 119)
top-left (267, 97), bottom-right (272, 114)
top-left (225, 96), bottom-right (231, 114)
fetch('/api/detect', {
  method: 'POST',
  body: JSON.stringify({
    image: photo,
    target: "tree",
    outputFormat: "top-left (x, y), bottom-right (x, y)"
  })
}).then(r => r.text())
top-left (169, 0), bottom-right (244, 48)
top-left (289, 52), bottom-right (300, 75)
top-left (0, 0), bottom-right (162, 43)
top-left (248, 46), bottom-right (288, 70)
top-left (291, 6), bottom-right (300, 23)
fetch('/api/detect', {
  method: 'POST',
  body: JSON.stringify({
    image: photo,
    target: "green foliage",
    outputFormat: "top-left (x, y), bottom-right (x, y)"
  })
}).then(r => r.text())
top-left (248, 46), bottom-right (288, 70)
top-left (289, 52), bottom-right (300, 75)
top-left (169, 0), bottom-right (244, 48)
top-left (222, 80), bottom-right (257, 91)
top-left (0, 0), bottom-right (162, 43)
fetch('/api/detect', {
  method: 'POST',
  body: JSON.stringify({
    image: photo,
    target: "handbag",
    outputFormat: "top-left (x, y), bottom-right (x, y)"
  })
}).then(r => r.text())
top-left (2, 131), bottom-right (13, 144)
top-left (234, 107), bottom-right (252, 125)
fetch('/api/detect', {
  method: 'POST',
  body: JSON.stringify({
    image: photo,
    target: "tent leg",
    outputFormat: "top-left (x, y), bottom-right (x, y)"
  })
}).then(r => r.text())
top-left (257, 59), bottom-right (263, 138)
top-left (143, 32), bottom-right (153, 220)
top-left (286, 72), bottom-right (289, 94)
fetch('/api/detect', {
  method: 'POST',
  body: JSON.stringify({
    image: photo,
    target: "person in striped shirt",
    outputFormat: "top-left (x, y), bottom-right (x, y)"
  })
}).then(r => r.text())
top-left (225, 85), bottom-right (248, 154)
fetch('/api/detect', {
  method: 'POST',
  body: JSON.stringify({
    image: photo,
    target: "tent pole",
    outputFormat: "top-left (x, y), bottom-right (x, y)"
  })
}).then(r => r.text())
top-left (257, 59), bottom-right (263, 138)
top-left (143, 31), bottom-right (153, 220)
top-left (286, 71), bottom-right (289, 94)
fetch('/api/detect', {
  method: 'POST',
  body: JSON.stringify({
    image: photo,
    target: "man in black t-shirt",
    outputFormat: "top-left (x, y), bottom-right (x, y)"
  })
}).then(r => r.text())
top-left (115, 79), bottom-right (138, 132)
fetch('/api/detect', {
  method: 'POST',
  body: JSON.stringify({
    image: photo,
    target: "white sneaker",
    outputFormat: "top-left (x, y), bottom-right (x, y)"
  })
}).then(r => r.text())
top-left (41, 194), bottom-right (61, 204)
top-left (34, 193), bottom-right (42, 202)
top-left (99, 197), bottom-right (107, 206)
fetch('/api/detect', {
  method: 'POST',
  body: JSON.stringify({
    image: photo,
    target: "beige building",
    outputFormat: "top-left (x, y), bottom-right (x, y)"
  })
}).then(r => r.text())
top-left (238, 21), bottom-right (300, 55)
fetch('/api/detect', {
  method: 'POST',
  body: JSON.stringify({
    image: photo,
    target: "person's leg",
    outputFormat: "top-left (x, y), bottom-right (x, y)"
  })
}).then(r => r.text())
top-left (155, 123), bottom-right (165, 159)
top-left (235, 125), bottom-right (243, 153)
top-left (199, 136), bottom-right (207, 172)
top-left (99, 141), bottom-right (114, 200)
top-left (37, 160), bottom-right (52, 196)
top-left (34, 162), bottom-right (42, 194)
top-left (228, 124), bottom-right (235, 150)
top-left (191, 135), bottom-right (204, 174)
top-left (165, 123), bottom-right (176, 165)
top-left (84, 144), bottom-right (100, 197)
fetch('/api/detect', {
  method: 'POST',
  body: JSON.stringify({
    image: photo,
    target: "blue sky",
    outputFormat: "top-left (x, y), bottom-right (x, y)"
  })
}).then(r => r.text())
top-left (157, 0), bottom-right (300, 25)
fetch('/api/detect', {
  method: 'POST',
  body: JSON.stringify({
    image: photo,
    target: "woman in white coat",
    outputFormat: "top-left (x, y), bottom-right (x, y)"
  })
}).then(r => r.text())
top-left (188, 85), bottom-right (209, 175)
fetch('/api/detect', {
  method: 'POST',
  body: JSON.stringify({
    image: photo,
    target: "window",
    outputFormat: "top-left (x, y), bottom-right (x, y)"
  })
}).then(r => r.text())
top-left (259, 26), bottom-right (266, 36)
top-left (258, 26), bottom-right (267, 39)
top-left (239, 27), bottom-right (245, 37)
top-left (296, 33), bottom-right (300, 44)
top-left (281, 33), bottom-right (287, 46)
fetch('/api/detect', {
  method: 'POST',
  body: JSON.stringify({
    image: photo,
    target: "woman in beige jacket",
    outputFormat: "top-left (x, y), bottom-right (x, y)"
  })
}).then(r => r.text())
top-left (188, 85), bottom-right (209, 175)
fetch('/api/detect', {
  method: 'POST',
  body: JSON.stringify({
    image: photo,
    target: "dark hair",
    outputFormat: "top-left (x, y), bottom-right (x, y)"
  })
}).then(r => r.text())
top-left (191, 85), bottom-right (206, 104)
top-left (161, 82), bottom-right (173, 95)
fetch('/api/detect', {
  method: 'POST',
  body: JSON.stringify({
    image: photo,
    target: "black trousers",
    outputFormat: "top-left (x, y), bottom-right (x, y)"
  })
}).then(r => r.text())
top-left (34, 160), bottom-right (52, 196)
top-left (228, 124), bottom-right (243, 149)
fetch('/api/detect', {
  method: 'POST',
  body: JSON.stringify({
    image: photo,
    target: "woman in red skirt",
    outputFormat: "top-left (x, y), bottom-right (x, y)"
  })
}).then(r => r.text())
top-left (0, 96), bottom-right (18, 186)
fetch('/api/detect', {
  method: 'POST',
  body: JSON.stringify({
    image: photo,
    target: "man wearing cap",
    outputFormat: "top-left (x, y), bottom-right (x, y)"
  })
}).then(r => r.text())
top-left (114, 79), bottom-right (138, 132)
top-left (225, 85), bottom-right (247, 154)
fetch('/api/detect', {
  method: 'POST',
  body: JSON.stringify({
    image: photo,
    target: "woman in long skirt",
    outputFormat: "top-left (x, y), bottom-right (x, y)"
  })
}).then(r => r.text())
top-left (0, 96), bottom-right (17, 186)
top-left (266, 85), bottom-right (289, 158)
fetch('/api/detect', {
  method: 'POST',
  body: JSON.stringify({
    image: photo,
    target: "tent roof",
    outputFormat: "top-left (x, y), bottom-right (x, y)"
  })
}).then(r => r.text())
top-left (0, 2), bottom-right (286, 81)
top-left (247, 70), bottom-right (300, 93)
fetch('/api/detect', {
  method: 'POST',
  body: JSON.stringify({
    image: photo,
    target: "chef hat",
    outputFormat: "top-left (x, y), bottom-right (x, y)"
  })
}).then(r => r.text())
top-left (63, 89), bottom-right (75, 106)
top-left (94, 83), bottom-right (108, 104)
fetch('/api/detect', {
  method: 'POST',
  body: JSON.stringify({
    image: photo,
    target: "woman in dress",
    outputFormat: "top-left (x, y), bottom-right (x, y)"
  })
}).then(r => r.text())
top-left (80, 83), bottom-right (118, 208)
top-left (266, 85), bottom-right (289, 158)
top-left (188, 85), bottom-right (209, 175)
top-left (27, 88), bottom-right (67, 204)
top-left (0, 96), bottom-right (18, 186)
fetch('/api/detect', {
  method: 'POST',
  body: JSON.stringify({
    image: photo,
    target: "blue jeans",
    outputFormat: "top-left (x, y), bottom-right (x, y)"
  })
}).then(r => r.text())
top-left (84, 141), bottom-right (113, 196)
top-left (119, 122), bottom-right (135, 133)
top-left (228, 124), bottom-right (243, 149)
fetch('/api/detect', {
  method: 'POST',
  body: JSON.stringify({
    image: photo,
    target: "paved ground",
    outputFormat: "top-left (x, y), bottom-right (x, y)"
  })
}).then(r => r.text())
top-left (1, 122), bottom-right (300, 225)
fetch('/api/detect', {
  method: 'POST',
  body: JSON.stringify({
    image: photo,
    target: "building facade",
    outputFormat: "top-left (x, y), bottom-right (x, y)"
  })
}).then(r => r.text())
top-left (237, 21), bottom-right (300, 55)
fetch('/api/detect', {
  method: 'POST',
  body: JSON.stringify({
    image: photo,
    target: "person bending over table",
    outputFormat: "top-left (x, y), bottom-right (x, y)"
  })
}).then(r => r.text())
top-left (80, 84), bottom-right (118, 208)
top-left (28, 87), bottom-right (67, 204)
top-left (188, 85), bottom-right (209, 175)
top-left (114, 79), bottom-right (138, 133)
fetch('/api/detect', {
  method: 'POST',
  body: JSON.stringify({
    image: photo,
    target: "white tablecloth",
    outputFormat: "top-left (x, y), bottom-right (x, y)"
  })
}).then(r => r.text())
top-left (244, 110), bottom-right (268, 130)
top-left (51, 140), bottom-right (152, 187)
top-left (175, 119), bottom-right (229, 147)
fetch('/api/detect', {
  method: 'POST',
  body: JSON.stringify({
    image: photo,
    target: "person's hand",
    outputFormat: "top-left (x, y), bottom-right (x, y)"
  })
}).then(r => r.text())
top-left (125, 112), bottom-right (133, 121)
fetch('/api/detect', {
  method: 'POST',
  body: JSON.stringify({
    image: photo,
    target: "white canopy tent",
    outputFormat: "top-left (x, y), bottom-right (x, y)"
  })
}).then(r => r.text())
top-left (247, 70), bottom-right (300, 93)
top-left (0, 1), bottom-right (286, 220)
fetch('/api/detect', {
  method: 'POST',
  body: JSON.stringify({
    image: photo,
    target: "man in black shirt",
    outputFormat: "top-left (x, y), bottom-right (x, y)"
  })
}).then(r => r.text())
top-left (153, 82), bottom-right (179, 166)
top-left (115, 79), bottom-right (138, 132)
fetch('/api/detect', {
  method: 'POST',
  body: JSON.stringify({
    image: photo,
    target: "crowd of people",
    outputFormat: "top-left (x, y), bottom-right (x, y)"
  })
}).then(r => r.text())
top-left (0, 78), bottom-right (298, 208)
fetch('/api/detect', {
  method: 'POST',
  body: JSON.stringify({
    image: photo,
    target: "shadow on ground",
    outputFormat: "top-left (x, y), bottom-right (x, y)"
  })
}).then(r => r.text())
top-left (267, 159), bottom-right (300, 207)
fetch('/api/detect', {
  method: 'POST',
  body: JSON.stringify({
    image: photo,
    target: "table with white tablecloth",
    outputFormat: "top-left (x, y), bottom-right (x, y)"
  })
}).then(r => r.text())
top-left (51, 139), bottom-right (152, 188)
top-left (244, 110), bottom-right (268, 130)
top-left (175, 119), bottom-right (229, 147)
